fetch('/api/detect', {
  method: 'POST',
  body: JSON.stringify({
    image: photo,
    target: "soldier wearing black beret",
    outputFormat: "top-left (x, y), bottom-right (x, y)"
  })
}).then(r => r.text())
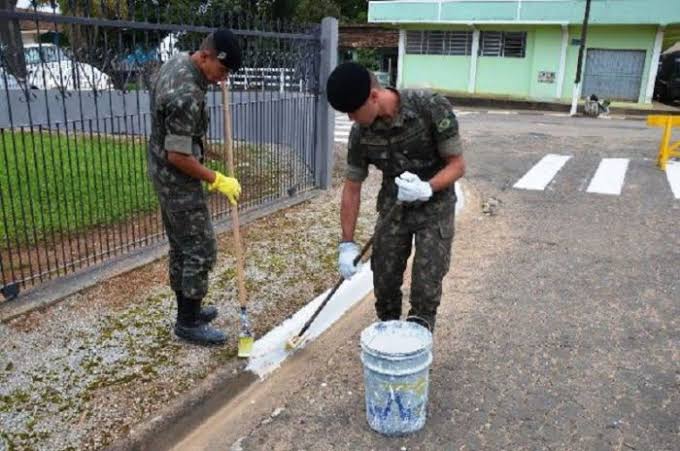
top-left (328, 62), bottom-right (466, 333)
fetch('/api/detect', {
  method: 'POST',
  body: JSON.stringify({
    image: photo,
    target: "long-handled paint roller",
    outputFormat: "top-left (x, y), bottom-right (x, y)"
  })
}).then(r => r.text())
top-left (285, 202), bottom-right (402, 351)
top-left (221, 81), bottom-right (253, 358)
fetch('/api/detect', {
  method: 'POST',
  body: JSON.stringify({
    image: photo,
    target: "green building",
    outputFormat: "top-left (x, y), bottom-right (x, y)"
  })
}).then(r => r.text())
top-left (367, 0), bottom-right (680, 104)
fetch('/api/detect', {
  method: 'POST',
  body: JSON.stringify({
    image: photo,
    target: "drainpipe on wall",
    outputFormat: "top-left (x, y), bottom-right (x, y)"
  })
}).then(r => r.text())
top-left (570, 0), bottom-right (592, 116)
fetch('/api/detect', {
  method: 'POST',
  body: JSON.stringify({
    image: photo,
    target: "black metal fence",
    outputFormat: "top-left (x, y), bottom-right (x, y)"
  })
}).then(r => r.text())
top-left (0, 3), bottom-right (328, 300)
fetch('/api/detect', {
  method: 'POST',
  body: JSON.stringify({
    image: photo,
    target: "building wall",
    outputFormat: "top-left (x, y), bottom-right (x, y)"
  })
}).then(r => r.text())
top-left (402, 54), bottom-right (470, 92)
top-left (560, 25), bottom-right (657, 102)
top-left (529, 27), bottom-right (564, 99)
top-left (474, 25), bottom-right (536, 97)
top-left (400, 24), bottom-right (657, 103)
top-left (370, 0), bottom-right (680, 26)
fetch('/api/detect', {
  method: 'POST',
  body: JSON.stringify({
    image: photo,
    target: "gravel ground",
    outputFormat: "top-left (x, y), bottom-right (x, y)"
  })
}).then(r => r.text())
top-left (0, 144), bottom-right (382, 450)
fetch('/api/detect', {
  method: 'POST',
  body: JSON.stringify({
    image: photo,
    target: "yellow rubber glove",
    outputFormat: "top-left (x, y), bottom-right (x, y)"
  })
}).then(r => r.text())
top-left (208, 171), bottom-right (241, 205)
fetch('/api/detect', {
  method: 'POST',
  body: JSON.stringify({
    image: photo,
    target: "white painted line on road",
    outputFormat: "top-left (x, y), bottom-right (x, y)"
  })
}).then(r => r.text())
top-left (246, 188), bottom-right (466, 379)
top-left (546, 113), bottom-right (569, 117)
top-left (586, 158), bottom-right (630, 195)
top-left (666, 160), bottom-right (680, 199)
top-left (513, 154), bottom-right (572, 191)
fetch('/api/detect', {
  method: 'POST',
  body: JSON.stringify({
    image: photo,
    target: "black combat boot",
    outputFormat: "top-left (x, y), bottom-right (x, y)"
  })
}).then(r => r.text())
top-left (175, 291), bottom-right (218, 324)
top-left (174, 296), bottom-right (227, 346)
top-left (406, 315), bottom-right (434, 332)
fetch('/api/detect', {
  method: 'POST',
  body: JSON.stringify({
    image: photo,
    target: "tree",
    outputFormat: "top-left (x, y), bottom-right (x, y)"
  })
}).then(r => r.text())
top-left (335, 0), bottom-right (368, 22)
top-left (0, 0), bottom-right (27, 79)
top-left (293, 0), bottom-right (340, 23)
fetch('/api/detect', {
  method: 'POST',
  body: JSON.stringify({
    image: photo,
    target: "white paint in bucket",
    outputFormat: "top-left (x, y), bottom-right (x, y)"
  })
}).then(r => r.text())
top-left (360, 320), bottom-right (433, 436)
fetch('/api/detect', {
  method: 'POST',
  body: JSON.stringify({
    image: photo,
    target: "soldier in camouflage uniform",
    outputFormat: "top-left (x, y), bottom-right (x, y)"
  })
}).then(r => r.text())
top-left (326, 62), bottom-right (466, 332)
top-left (148, 29), bottom-right (242, 346)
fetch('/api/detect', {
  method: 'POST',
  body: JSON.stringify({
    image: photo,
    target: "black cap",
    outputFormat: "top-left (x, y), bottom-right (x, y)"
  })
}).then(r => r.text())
top-left (212, 28), bottom-right (242, 71)
top-left (326, 62), bottom-right (371, 113)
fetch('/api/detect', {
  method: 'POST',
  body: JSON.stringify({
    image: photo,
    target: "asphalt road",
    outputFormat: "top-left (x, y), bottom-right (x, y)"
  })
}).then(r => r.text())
top-left (170, 111), bottom-right (679, 451)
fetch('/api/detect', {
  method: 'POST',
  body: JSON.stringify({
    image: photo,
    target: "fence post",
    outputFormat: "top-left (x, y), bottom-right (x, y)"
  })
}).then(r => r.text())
top-left (315, 16), bottom-right (338, 190)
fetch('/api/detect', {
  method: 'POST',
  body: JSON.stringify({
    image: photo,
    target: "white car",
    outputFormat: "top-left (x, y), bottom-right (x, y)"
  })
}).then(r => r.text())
top-left (23, 44), bottom-right (112, 91)
top-left (0, 68), bottom-right (21, 89)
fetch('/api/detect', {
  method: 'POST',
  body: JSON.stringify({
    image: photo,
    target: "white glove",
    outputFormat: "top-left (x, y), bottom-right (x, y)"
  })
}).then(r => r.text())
top-left (395, 171), bottom-right (433, 203)
top-left (338, 241), bottom-right (360, 280)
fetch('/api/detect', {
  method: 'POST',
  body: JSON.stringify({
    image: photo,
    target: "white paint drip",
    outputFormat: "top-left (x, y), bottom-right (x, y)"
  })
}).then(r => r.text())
top-left (666, 160), bottom-right (680, 199)
top-left (245, 186), bottom-right (466, 378)
top-left (513, 154), bottom-right (571, 191)
top-left (586, 158), bottom-right (629, 195)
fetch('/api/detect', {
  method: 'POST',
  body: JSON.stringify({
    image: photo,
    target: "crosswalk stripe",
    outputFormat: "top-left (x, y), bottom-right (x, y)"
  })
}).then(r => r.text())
top-left (513, 154), bottom-right (572, 191)
top-left (666, 160), bottom-right (680, 199)
top-left (334, 115), bottom-right (352, 144)
top-left (586, 158), bottom-right (630, 195)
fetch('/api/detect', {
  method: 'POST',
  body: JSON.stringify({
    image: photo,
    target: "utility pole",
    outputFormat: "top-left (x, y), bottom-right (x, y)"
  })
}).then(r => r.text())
top-left (570, 0), bottom-right (592, 116)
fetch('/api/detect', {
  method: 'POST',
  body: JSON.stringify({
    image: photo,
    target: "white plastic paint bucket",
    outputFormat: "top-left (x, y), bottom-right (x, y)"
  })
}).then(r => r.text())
top-left (360, 320), bottom-right (433, 436)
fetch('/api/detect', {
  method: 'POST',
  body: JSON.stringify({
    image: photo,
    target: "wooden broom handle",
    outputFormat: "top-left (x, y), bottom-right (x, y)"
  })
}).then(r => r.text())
top-left (221, 81), bottom-right (248, 309)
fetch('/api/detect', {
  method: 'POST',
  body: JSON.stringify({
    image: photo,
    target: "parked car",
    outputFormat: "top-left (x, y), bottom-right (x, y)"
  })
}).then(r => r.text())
top-left (0, 68), bottom-right (21, 90)
top-left (654, 51), bottom-right (680, 103)
top-left (22, 44), bottom-right (112, 91)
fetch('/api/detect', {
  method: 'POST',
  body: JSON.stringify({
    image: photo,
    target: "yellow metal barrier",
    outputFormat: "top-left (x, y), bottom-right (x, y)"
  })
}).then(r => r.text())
top-left (647, 115), bottom-right (680, 171)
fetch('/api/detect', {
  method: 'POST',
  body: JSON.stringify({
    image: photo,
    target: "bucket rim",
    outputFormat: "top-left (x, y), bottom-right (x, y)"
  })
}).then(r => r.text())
top-left (360, 320), bottom-right (432, 358)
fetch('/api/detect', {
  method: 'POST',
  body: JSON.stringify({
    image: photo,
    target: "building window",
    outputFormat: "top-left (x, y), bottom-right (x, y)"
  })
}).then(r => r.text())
top-left (405, 31), bottom-right (473, 56)
top-left (480, 31), bottom-right (527, 58)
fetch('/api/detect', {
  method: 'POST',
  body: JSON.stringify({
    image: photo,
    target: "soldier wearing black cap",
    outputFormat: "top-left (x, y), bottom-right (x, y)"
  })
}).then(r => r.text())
top-left (147, 28), bottom-right (242, 346)
top-left (328, 62), bottom-right (466, 332)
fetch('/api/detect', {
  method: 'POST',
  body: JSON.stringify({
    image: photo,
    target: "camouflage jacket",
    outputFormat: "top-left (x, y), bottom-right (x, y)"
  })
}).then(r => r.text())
top-left (346, 89), bottom-right (463, 217)
top-left (147, 52), bottom-right (210, 210)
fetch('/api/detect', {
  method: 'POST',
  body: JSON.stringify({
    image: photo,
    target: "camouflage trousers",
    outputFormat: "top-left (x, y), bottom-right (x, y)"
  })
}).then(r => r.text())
top-left (370, 207), bottom-right (455, 331)
top-left (159, 201), bottom-right (217, 300)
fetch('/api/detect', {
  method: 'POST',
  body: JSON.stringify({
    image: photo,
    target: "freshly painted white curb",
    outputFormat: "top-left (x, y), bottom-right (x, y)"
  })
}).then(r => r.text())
top-left (246, 184), bottom-right (466, 378)
top-left (246, 262), bottom-right (374, 378)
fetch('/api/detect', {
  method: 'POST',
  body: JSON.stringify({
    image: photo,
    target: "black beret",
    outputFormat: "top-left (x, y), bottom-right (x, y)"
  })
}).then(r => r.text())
top-left (326, 62), bottom-right (371, 113)
top-left (212, 28), bottom-right (242, 71)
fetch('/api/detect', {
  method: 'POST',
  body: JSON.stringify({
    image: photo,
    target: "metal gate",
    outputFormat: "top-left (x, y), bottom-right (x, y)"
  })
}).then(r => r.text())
top-left (0, 4), bottom-right (334, 301)
top-left (582, 49), bottom-right (646, 101)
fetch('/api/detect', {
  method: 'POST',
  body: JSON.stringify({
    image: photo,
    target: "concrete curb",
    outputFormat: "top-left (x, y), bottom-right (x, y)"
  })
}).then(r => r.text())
top-left (455, 107), bottom-right (650, 122)
top-left (0, 191), bottom-right (320, 323)
top-left (445, 94), bottom-right (680, 120)
top-left (106, 184), bottom-right (467, 450)
top-left (104, 359), bottom-right (258, 451)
